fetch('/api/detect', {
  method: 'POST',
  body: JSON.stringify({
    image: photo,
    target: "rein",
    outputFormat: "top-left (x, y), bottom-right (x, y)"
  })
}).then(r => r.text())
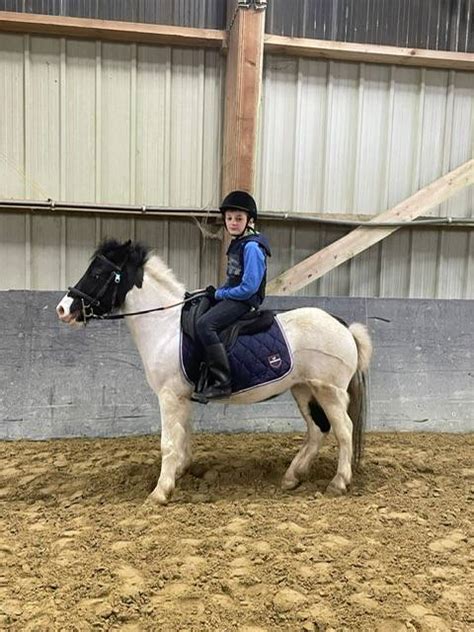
top-left (90, 292), bottom-right (207, 321)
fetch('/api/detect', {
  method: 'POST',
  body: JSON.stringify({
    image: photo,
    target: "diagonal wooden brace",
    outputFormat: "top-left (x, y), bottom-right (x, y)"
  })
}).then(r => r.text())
top-left (267, 159), bottom-right (474, 295)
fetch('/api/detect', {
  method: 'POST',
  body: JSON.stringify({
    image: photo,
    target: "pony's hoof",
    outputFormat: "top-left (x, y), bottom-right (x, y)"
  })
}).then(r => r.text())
top-left (281, 476), bottom-right (301, 491)
top-left (147, 488), bottom-right (172, 505)
top-left (325, 481), bottom-right (346, 497)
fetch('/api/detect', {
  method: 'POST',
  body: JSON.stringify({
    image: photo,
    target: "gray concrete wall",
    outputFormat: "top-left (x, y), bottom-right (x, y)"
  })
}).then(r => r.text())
top-left (0, 292), bottom-right (472, 440)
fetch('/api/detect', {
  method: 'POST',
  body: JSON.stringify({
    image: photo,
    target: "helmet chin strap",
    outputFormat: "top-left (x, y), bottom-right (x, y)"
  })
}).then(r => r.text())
top-left (228, 214), bottom-right (253, 238)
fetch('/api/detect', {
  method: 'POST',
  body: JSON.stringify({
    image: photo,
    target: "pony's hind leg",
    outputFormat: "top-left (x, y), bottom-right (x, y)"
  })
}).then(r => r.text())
top-left (281, 384), bottom-right (330, 491)
top-left (308, 379), bottom-right (353, 496)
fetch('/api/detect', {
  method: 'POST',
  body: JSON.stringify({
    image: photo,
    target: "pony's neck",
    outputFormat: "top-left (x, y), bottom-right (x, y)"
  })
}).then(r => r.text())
top-left (122, 255), bottom-right (185, 382)
top-left (124, 254), bottom-right (185, 311)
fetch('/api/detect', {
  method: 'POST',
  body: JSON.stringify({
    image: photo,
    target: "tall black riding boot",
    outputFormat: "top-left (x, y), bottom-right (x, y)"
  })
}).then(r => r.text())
top-left (200, 342), bottom-right (232, 400)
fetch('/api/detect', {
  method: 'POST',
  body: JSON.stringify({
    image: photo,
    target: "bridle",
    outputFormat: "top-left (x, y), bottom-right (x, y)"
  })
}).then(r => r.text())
top-left (68, 253), bottom-right (206, 324)
top-left (68, 253), bottom-right (125, 323)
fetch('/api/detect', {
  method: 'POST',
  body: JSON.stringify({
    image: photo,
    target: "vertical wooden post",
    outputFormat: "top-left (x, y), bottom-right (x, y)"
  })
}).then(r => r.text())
top-left (219, 0), bottom-right (266, 279)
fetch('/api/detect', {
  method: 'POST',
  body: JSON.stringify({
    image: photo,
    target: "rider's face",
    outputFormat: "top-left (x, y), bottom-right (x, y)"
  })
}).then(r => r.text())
top-left (224, 210), bottom-right (248, 236)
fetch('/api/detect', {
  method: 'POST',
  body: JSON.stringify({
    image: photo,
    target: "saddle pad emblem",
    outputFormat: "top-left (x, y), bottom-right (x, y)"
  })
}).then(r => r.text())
top-left (268, 354), bottom-right (282, 369)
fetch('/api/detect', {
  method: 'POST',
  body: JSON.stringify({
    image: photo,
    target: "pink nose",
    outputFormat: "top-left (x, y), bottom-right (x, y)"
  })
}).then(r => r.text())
top-left (56, 303), bottom-right (73, 322)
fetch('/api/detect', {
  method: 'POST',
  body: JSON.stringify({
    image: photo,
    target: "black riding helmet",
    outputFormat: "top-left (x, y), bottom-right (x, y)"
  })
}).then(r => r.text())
top-left (219, 190), bottom-right (258, 222)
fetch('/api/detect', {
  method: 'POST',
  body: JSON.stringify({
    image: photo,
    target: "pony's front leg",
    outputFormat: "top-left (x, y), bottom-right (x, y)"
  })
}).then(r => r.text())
top-left (148, 387), bottom-right (192, 505)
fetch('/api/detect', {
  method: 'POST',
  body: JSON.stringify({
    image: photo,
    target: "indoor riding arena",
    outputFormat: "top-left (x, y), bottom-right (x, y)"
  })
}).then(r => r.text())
top-left (0, 2), bottom-right (473, 631)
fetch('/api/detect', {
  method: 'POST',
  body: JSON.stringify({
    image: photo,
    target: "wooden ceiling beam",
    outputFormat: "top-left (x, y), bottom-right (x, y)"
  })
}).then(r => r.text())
top-left (265, 34), bottom-right (474, 72)
top-left (1, 11), bottom-right (471, 71)
top-left (0, 11), bottom-right (225, 48)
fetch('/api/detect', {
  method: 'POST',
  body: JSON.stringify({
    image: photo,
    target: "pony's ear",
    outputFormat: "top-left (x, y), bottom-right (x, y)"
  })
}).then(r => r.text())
top-left (124, 239), bottom-right (132, 248)
top-left (135, 266), bottom-right (144, 289)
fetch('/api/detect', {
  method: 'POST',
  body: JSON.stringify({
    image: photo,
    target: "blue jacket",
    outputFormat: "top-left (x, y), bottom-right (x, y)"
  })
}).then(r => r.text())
top-left (215, 233), bottom-right (271, 307)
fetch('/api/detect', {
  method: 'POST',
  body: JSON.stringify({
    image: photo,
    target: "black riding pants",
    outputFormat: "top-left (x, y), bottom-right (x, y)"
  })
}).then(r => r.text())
top-left (196, 299), bottom-right (251, 347)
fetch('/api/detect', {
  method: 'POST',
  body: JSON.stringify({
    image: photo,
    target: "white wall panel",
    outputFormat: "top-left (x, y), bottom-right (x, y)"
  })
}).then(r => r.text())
top-left (65, 39), bottom-right (97, 202)
top-left (446, 71), bottom-right (474, 219)
top-left (0, 33), bottom-right (224, 210)
top-left (409, 230), bottom-right (440, 299)
top-left (201, 50), bottom-right (224, 209)
top-left (257, 56), bottom-right (298, 212)
top-left (30, 215), bottom-right (62, 289)
top-left (323, 62), bottom-right (359, 213)
top-left (0, 34), bottom-right (24, 198)
top-left (0, 213), bottom-right (26, 288)
top-left (136, 45), bottom-right (171, 206)
top-left (256, 55), bottom-right (473, 299)
top-left (292, 59), bottom-right (328, 213)
top-left (418, 69), bottom-right (449, 193)
top-left (0, 35), bottom-right (472, 298)
top-left (64, 215), bottom-right (97, 287)
top-left (100, 42), bottom-right (132, 204)
top-left (169, 48), bottom-right (204, 208)
top-left (353, 64), bottom-right (391, 215)
top-left (0, 33), bottom-right (224, 291)
top-left (28, 36), bottom-right (61, 201)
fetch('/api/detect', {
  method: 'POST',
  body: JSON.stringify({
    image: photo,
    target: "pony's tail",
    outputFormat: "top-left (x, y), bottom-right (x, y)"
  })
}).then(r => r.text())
top-left (349, 323), bottom-right (373, 373)
top-left (347, 323), bottom-right (373, 467)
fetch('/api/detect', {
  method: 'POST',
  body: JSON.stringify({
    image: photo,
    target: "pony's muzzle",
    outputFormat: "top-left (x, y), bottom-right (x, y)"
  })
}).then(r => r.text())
top-left (56, 295), bottom-right (78, 324)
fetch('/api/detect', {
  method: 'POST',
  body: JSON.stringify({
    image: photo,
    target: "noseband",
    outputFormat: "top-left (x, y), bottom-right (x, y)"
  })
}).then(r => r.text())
top-left (68, 254), bottom-right (124, 322)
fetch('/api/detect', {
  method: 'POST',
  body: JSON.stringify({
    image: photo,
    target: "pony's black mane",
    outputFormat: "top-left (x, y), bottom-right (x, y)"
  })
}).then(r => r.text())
top-left (73, 239), bottom-right (152, 311)
top-left (93, 239), bottom-right (150, 268)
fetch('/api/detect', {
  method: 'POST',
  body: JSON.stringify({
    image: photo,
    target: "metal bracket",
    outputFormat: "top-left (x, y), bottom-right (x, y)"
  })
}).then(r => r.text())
top-left (238, 0), bottom-right (267, 8)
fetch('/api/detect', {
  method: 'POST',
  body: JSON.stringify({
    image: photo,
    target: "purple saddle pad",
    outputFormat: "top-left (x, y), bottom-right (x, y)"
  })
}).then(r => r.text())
top-left (180, 318), bottom-right (294, 395)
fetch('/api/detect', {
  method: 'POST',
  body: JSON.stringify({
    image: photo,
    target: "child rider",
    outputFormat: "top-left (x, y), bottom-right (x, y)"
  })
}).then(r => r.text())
top-left (194, 190), bottom-right (271, 401)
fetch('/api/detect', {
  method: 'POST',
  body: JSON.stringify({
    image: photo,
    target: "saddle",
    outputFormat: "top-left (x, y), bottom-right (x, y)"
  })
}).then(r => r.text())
top-left (180, 291), bottom-right (275, 351)
top-left (180, 292), bottom-right (294, 396)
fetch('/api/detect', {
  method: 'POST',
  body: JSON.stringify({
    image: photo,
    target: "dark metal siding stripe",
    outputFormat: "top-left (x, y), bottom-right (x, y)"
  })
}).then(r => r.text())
top-left (0, 1), bottom-right (471, 51)
top-left (0, 0), bottom-right (227, 28)
top-left (264, 0), bottom-right (472, 52)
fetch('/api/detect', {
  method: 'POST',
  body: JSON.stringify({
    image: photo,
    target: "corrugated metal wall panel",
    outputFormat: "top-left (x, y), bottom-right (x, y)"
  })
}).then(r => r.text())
top-left (0, 34), bottom-right (24, 198)
top-left (65, 39), bottom-right (96, 202)
top-left (256, 54), bottom-right (473, 299)
top-left (1, 35), bottom-right (472, 298)
top-left (101, 42), bottom-right (133, 203)
top-left (136, 45), bottom-right (172, 206)
top-left (257, 56), bottom-right (298, 213)
top-left (265, 0), bottom-right (473, 52)
top-left (0, 211), bottom-right (223, 291)
top-left (0, 0), bottom-right (227, 28)
top-left (0, 32), bottom-right (224, 291)
top-left (0, 213), bottom-right (27, 287)
top-left (2, 1), bottom-right (470, 52)
top-left (353, 64), bottom-right (391, 215)
top-left (0, 34), bottom-right (224, 211)
top-left (27, 36), bottom-right (61, 200)
top-left (292, 59), bottom-right (327, 213)
top-left (169, 48), bottom-right (205, 207)
top-left (322, 61), bottom-right (359, 213)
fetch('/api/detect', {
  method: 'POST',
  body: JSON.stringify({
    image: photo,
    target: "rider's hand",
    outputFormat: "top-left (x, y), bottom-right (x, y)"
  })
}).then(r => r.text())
top-left (205, 285), bottom-right (216, 300)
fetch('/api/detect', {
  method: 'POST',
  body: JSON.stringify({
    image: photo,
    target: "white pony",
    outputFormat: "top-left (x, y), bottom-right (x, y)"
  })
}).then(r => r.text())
top-left (56, 239), bottom-right (372, 504)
